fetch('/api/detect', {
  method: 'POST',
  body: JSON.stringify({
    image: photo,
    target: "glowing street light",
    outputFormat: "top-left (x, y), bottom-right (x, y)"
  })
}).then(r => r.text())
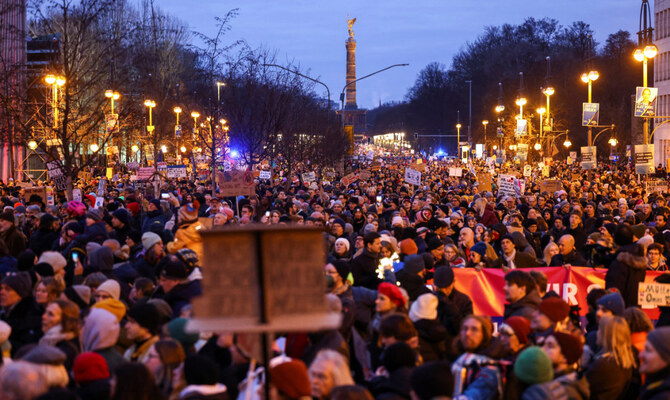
top-left (90, 144), bottom-right (99, 152)
top-left (131, 144), bottom-right (139, 152)
top-left (44, 74), bottom-right (65, 129)
top-left (144, 100), bottom-right (156, 132)
top-left (173, 106), bottom-right (182, 125)
top-left (581, 70), bottom-right (599, 146)
top-left (564, 139), bottom-right (572, 148)
top-left (634, 43), bottom-right (658, 144)
top-left (105, 90), bottom-right (120, 114)
top-left (180, 146), bottom-right (187, 153)
top-left (609, 138), bottom-right (618, 147)
top-left (28, 140), bottom-right (37, 150)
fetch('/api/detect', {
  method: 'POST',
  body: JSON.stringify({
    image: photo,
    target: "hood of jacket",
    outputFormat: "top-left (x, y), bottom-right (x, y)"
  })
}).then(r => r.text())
top-left (82, 308), bottom-right (120, 351)
top-left (616, 250), bottom-right (647, 270)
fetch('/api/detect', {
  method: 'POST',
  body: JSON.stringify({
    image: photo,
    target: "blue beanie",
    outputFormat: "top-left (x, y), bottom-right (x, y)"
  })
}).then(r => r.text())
top-left (597, 292), bottom-right (625, 316)
top-left (471, 242), bottom-right (488, 257)
top-left (403, 254), bottom-right (425, 275)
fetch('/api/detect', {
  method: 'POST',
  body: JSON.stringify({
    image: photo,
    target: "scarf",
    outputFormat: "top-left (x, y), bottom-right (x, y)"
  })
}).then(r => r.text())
top-left (39, 325), bottom-right (76, 347)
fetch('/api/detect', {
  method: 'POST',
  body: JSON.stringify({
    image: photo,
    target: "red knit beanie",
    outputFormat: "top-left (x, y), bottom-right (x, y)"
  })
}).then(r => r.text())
top-left (398, 239), bottom-right (418, 255)
top-left (502, 316), bottom-right (531, 345)
top-left (550, 331), bottom-right (583, 365)
top-left (270, 359), bottom-right (311, 398)
top-left (537, 297), bottom-right (570, 323)
top-left (73, 352), bottom-right (110, 384)
top-left (378, 282), bottom-right (406, 308)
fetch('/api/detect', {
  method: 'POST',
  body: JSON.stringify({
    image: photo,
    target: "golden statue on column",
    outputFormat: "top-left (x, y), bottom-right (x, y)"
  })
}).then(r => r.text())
top-left (347, 15), bottom-right (356, 38)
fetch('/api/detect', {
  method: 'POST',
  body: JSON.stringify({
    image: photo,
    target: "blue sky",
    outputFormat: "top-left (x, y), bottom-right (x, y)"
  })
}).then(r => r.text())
top-left (160, 0), bottom-right (643, 109)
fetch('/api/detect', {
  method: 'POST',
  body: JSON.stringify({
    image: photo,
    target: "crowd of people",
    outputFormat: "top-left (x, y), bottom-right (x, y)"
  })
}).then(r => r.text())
top-left (0, 154), bottom-right (669, 400)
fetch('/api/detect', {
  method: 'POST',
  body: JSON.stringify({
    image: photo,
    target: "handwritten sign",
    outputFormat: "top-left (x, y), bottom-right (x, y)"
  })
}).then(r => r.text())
top-left (46, 161), bottom-right (67, 191)
top-left (358, 170), bottom-right (372, 181)
top-left (639, 282), bottom-right (670, 307)
top-left (167, 165), bottom-right (187, 178)
top-left (216, 171), bottom-right (256, 197)
top-left (541, 180), bottom-right (562, 193)
top-left (449, 167), bottom-right (462, 177)
top-left (410, 163), bottom-right (426, 172)
top-left (341, 173), bottom-right (358, 186)
top-left (405, 168), bottom-right (421, 186)
top-left (137, 167), bottom-right (155, 181)
top-left (189, 226), bottom-right (340, 332)
top-left (301, 171), bottom-right (316, 183)
top-left (479, 173), bottom-right (492, 192)
top-left (72, 188), bottom-right (82, 202)
top-left (498, 174), bottom-right (525, 196)
top-left (259, 171), bottom-right (272, 180)
top-left (24, 187), bottom-right (47, 206)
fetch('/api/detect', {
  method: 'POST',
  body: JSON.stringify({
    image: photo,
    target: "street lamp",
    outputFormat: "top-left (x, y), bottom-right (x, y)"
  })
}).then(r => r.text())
top-left (564, 138), bottom-right (572, 148)
top-left (482, 120), bottom-right (488, 154)
top-left (131, 144), bottom-right (139, 152)
top-left (28, 140), bottom-right (37, 150)
top-left (144, 100), bottom-right (156, 133)
top-left (90, 144), bottom-right (99, 152)
top-left (515, 97), bottom-right (527, 120)
top-left (534, 142), bottom-right (542, 151)
top-left (44, 74), bottom-right (65, 129)
top-left (105, 90), bottom-right (120, 114)
top-left (180, 146), bottom-right (187, 153)
top-left (216, 81), bottom-right (225, 104)
top-left (173, 107), bottom-right (182, 125)
top-left (536, 107), bottom-right (546, 143)
top-left (191, 111), bottom-right (200, 136)
top-left (456, 123), bottom-right (462, 157)
top-left (580, 70), bottom-right (599, 146)
top-left (634, 43), bottom-right (658, 144)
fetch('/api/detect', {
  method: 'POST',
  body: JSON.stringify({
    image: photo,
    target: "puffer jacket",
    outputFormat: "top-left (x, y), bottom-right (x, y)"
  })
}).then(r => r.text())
top-left (605, 244), bottom-right (647, 307)
top-left (167, 220), bottom-right (204, 260)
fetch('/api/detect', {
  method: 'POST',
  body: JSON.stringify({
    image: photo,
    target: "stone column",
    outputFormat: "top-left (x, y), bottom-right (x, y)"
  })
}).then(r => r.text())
top-left (345, 37), bottom-right (357, 110)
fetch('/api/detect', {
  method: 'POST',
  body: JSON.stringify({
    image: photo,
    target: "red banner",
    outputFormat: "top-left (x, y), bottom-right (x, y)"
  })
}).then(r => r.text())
top-left (453, 267), bottom-right (663, 320)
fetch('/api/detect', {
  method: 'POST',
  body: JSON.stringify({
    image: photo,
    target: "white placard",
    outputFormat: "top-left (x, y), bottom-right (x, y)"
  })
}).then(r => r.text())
top-left (404, 168), bottom-right (421, 186)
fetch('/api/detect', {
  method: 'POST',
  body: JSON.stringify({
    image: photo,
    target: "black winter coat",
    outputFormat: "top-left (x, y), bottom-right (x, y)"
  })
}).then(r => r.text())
top-left (504, 290), bottom-right (542, 320)
top-left (350, 249), bottom-right (382, 290)
top-left (413, 318), bottom-right (448, 361)
top-left (0, 296), bottom-right (43, 356)
top-left (396, 269), bottom-right (430, 302)
top-left (605, 244), bottom-right (647, 307)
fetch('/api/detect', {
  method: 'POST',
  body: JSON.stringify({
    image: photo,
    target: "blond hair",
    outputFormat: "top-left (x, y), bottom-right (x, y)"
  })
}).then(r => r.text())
top-left (597, 315), bottom-right (636, 369)
top-left (309, 350), bottom-right (354, 387)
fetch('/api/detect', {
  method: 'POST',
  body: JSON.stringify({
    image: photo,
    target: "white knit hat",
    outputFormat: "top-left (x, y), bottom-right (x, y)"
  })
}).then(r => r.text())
top-left (409, 293), bottom-right (439, 322)
top-left (0, 320), bottom-right (11, 344)
top-left (96, 280), bottom-right (120, 301)
top-left (335, 238), bottom-right (350, 252)
top-left (38, 251), bottom-right (67, 273)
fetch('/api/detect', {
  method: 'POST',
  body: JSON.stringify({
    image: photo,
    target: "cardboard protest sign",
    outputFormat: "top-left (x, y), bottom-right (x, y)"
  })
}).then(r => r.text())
top-left (340, 173), bottom-right (358, 186)
top-left (216, 171), bottom-right (256, 197)
top-left (540, 180), bottom-right (562, 193)
top-left (301, 172), bottom-right (316, 183)
top-left (404, 168), bottom-right (421, 186)
top-left (448, 167), bottom-right (462, 177)
top-left (167, 165), bottom-right (187, 178)
top-left (46, 161), bottom-right (67, 191)
top-left (498, 174), bottom-right (525, 196)
top-left (24, 187), bottom-right (47, 206)
top-left (259, 171), bottom-right (272, 180)
top-left (639, 282), bottom-right (670, 308)
top-left (478, 173), bottom-right (492, 192)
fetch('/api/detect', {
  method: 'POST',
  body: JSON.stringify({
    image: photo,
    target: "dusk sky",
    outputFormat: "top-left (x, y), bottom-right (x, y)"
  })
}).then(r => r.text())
top-left (161, 0), bottom-right (643, 109)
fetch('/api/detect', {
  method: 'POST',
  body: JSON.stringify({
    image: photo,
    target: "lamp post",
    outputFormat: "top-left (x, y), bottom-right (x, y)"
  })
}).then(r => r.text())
top-left (216, 81), bottom-right (225, 104)
top-left (634, 45), bottom-right (658, 144)
top-left (456, 123), bottom-right (462, 158)
top-left (495, 82), bottom-right (505, 156)
top-left (105, 90), bottom-right (120, 114)
top-left (144, 100), bottom-right (156, 132)
top-left (44, 74), bottom-right (65, 129)
top-left (580, 70), bottom-right (599, 146)
top-left (173, 107), bottom-right (182, 125)
top-left (465, 79), bottom-right (472, 146)
top-left (536, 107), bottom-right (546, 141)
top-left (482, 120), bottom-right (488, 155)
top-left (191, 111), bottom-right (200, 140)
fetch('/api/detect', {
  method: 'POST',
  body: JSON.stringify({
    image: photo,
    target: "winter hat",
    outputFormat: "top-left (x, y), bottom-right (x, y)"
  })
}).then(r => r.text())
top-left (270, 359), bottom-right (312, 399)
top-left (96, 279), bottom-right (120, 301)
top-left (422, 252), bottom-right (435, 270)
top-left (410, 361), bottom-right (454, 400)
top-left (0, 321), bottom-right (11, 344)
top-left (399, 239), bottom-right (418, 255)
top-left (597, 292), bottom-right (625, 316)
top-left (178, 201), bottom-right (200, 223)
top-left (176, 248), bottom-right (200, 271)
top-left (426, 237), bottom-right (444, 251)
top-left (37, 251), bottom-right (67, 274)
top-left (168, 318), bottom-right (200, 349)
top-left (537, 297), bottom-right (571, 323)
top-left (470, 242), bottom-right (488, 258)
top-left (514, 346), bottom-right (554, 385)
top-left (381, 341), bottom-right (416, 373)
top-left (33, 262), bottom-right (54, 277)
top-left (149, 198), bottom-right (161, 209)
top-left (646, 326), bottom-right (670, 361)
top-left (73, 352), bottom-right (110, 384)
top-left (127, 202), bottom-right (141, 215)
top-left (403, 254), bottom-right (426, 275)
top-left (127, 303), bottom-right (162, 335)
top-left (550, 332), bottom-right (583, 365)
top-left (184, 354), bottom-right (220, 386)
top-left (86, 209), bottom-right (103, 222)
top-left (64, 285), bottom-right (91, 309)
top-left (159, 257), bottom-right (189, 280)
top-left (0, 211), bottom-right (14, 224)
top-left (86, 242), bottom-right (102, 257)
top-left (66, 201), bottom-right (87, 217)
top-left (433, 266), bottom-right (454, 288)
top-left (111, 209), bottom-right (131, 226)
top-left (331, 260), bottom-right (350, 281)
top-left (409, 293), bottom-right (438, 322)
top-left (17, 250), bottom-right (36, 272)
top-left (92, 299), bottom-right (126, 322)
top-left (332, 218), bottom-right (346, 229)
top-left (1, 271), bottom-right (32, 298)
top-left (335, 238), bottom-right (350, 252)
top-left (22, 345), bottom-right (66, 365)
top-left (378, 282), bottom-right (406, 308)
top-left (391, 216), bottom-right (404, 227)
top-left (501, 316), bottom-right (531, 345)
top-left (416, 208), bottom-right (432, 223)
top-left (363, 223), bottom-right (377, 234)
top-left (141, 232), bottom-right (162, 250)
